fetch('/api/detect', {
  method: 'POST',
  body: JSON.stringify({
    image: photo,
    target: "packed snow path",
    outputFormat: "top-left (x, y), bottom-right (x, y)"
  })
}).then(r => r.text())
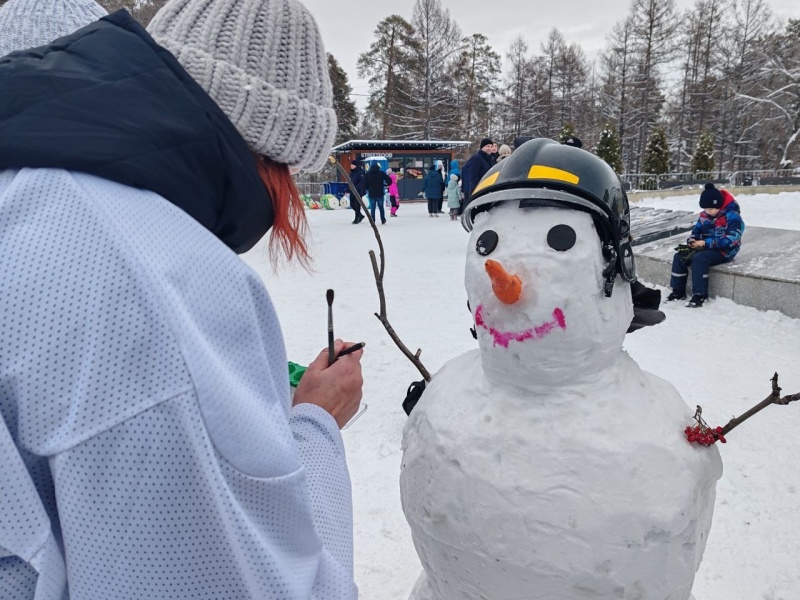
top-left (242, 199), bottom-right (800, 600)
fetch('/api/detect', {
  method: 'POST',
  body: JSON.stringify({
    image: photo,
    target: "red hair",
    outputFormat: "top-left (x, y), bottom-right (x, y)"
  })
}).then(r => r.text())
top-left (255, 154), bottom-right (311, 268)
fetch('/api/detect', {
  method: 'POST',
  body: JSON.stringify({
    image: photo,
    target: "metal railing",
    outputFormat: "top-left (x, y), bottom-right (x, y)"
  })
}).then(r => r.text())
top-left (295, 181), bottom-right (324, 197)
top-left (620, 168), bottom-right (800, 191)
top-left (619, 172), bottom-right (724, 192)
top-left (727, 169), bottom-right (799, 187)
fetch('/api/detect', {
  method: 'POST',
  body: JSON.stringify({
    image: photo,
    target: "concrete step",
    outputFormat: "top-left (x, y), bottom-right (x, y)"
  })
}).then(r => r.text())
top-left (634, 226), bottom-right (800, 319)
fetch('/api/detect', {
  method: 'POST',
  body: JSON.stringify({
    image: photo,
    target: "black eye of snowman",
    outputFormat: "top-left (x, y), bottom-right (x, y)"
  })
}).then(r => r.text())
top-left (547, 224), bottom-right (577, 251)
top-left (476, 230), bottom-right (498, 256)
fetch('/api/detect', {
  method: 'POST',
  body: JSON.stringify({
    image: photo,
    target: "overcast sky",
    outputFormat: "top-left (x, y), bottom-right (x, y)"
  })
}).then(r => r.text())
top-left (302, 0), bottom-right (800, 108)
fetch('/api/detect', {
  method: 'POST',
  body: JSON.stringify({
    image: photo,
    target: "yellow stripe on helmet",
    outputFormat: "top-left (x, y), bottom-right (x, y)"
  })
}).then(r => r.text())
top-left (473, 171), bottom-right (500, 194)
top-left (528, 165), bottom-right (580, 185)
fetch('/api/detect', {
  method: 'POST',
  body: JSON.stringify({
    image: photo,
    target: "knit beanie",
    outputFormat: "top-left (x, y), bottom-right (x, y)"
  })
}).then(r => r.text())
top-left (0, 0), bottom-right (107, 57)
top-left (479, 138), bottom-right (494, 149)
top-left (147, 0), bottom-right (337, 173)
top-left (699, 182), bottom-right (723, 209)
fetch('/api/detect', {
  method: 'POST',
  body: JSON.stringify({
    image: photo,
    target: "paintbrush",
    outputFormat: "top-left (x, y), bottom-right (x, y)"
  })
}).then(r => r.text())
top-left (327, 289), bottom-right (335, 366)
top-left (336, 342), bottom-right (365, 360)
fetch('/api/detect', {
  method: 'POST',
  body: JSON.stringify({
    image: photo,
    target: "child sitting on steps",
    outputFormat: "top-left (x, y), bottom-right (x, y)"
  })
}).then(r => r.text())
top-left (668, 183), bottom-right (744, 308)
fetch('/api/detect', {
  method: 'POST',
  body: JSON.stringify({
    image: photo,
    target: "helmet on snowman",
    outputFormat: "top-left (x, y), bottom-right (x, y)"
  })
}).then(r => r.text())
top-left (462, 138), bottom-right (635, 297)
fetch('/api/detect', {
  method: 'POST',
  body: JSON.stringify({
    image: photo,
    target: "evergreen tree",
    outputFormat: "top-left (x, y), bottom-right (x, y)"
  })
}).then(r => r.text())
top-left (596, 125), bottom-right (623, 173)
top-left (643, 127), bottom-right (670, 174)
top-left (691, 130), bottom-right (716, 175)
top-left (327, 53), bottom-right (357, 144)
top-left (558, 122), bottom-right (575, 143)
top-left (641, 126), bottom-right (670, 189)
top-left (357, 15), bottom-right (419, 138)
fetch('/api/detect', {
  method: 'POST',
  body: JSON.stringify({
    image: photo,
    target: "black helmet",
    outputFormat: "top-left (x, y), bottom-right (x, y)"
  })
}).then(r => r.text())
top-left (462, 138), bottom-right (635, 297)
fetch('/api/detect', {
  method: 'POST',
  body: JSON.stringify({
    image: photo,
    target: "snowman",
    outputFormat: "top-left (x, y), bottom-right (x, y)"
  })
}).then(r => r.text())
top-left (400, 139), bottom-right (722, 600)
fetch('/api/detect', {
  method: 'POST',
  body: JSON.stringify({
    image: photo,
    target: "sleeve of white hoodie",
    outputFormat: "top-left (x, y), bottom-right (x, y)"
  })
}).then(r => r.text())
top-left (0, 169), bottom-right (357, 600)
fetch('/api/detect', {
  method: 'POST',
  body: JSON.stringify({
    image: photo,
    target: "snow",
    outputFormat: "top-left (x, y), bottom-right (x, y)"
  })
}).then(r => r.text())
top-left (241, 197), bottom-right (800, 600)
top-left (635, 191), bottom-right (800, 231)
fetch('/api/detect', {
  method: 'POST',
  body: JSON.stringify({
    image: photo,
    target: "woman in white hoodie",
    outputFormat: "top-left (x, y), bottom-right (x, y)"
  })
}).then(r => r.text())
top-left (0, 1), bottom-right (363, 599)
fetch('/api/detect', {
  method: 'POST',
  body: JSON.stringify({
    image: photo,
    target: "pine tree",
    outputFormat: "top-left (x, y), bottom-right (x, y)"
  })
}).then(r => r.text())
top-left (558, 122), bottom-right (575, 143)
top-left (327, 54), bottom-right (357, 144)
top-left (641, 126), bottom-right (670, 189)
top-left (357, 15), bottom-right (419, 138)
top-left (691, 130), bottom-right (716, 175)
top-left (596, 125), bottom-right (623, 173)
top-left (643, 127), bottom-right (670, 174)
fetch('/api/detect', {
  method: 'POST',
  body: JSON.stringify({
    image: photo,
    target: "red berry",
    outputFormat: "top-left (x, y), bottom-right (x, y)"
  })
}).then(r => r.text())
top-left (715, 426), bottom-right (724, 434)
top-left (719, 436), bottom-right (727, 443)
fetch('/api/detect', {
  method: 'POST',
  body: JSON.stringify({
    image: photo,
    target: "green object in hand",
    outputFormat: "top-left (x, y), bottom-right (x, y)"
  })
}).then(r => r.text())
top-left (288, 361), bottom-right (308, 388)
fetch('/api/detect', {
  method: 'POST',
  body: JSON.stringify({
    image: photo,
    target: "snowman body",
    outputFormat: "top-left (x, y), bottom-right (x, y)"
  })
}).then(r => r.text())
top-left (400, 205), bottom-right (722, 600)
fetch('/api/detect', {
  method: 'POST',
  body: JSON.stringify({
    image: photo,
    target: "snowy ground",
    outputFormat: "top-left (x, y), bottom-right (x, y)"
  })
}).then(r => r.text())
top-left (241, 193), bottom-right (800, 600)
top-left (636, 190), bottom-right (800, 231)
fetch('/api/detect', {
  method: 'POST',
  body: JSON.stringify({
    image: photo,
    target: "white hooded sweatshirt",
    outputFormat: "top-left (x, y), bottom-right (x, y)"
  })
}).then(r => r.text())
top-left (0, 168), bottom-right (357, 599)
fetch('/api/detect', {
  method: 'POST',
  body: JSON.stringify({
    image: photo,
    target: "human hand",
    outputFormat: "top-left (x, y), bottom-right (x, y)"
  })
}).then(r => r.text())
top-left (689, 239), bottom-right (706, 248)
top-left (293, 339), bottom-right (364, 429)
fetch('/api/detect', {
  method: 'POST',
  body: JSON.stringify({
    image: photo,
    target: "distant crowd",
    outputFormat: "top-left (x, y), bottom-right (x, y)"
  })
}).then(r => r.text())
top-left (346, 135), bottom-right (583, 223)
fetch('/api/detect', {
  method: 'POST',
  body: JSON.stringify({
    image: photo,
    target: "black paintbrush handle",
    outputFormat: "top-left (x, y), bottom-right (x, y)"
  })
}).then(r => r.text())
top-left (336, 342), bottom-right (365, 360)
top-left (327, 306), bottom-right (335, 366)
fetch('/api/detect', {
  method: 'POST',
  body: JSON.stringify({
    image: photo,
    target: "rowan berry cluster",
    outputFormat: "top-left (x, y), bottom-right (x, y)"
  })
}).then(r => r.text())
top-left (684, 424), bottom-right (727, 446)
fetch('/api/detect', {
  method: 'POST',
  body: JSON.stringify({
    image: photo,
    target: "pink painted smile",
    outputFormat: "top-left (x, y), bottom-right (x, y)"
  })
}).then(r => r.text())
top-left (474, 304), bottom-right (567, 348)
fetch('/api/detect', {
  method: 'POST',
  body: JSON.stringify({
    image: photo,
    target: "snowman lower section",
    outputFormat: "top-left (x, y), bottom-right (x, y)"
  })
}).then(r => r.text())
top-left (400, 350), bottom-right (722, 600)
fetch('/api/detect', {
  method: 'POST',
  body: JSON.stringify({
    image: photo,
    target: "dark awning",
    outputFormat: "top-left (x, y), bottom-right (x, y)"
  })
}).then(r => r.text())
top-left (331, 139), bottom-right (471, 153)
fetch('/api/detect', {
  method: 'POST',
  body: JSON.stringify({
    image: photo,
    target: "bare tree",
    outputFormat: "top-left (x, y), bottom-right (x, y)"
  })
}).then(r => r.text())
top-left (737, 22), bottom-right (800, 168)
top-left (454, 34), bottom-right (501, 140)
top-left (409, 0), bottom-right (464, 139)
top-left (600, 17), bottom-right (637, 172)
top-left (629, 0), bottom-right (680, 172)
top-left (540, 29), bottom-right (568, 138)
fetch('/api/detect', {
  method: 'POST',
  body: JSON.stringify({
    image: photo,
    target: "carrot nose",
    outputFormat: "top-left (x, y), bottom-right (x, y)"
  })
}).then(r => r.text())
top-left (485, 259), bottom-right (522, 305)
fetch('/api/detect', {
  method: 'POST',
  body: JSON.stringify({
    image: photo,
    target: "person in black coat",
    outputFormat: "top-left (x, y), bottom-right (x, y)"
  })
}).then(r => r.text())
top-left (364, 162), bottom-right (392, 224)
top-left (459, 137), bottom-right (494, 215)
top-left (422, 165), bottom-right (445, 217)
top-left (348, 161), bottom-right (366, 224)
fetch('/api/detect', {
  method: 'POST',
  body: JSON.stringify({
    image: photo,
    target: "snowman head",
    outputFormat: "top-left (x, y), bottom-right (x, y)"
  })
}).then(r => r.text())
top-left (466, 204), bottom-right (632, 388)
top-left (462, 139), bottom-right (636, 387)
top-left (463, 138), bottom-right (636, 297)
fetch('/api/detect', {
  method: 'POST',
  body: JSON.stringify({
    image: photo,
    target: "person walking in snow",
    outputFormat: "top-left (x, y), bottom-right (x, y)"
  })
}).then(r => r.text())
top-left (388, 168), bottom-right (400, 217)
top-left (0, 1), bottom-right (363, 599)
top-left (668, 183), bottom-right (744, 308)
top-left (349, 160), bottom-right (366, 224)
top-left (423, 163), bottom-right (445, 217)
top-left (365, 161), bottom-right (391, 224)
top-left (459, 137), bottom-right (495, 215)
top-left (446, 173), bottom-right (461, 220)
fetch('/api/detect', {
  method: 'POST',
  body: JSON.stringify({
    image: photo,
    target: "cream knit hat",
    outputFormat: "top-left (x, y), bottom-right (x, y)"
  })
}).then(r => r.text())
top-left (0, 0), bottom-right (107, 57)
top-left (148, 0), bottom-right (337, 173)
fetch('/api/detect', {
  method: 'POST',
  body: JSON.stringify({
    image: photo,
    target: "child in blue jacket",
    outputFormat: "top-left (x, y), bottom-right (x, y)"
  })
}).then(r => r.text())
top-left (668, 183), bottom-right (744, 307)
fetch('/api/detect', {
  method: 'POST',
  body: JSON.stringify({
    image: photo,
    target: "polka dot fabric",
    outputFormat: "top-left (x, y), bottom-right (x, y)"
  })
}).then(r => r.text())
top-left (0, 169), bottom-right (357, 599)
